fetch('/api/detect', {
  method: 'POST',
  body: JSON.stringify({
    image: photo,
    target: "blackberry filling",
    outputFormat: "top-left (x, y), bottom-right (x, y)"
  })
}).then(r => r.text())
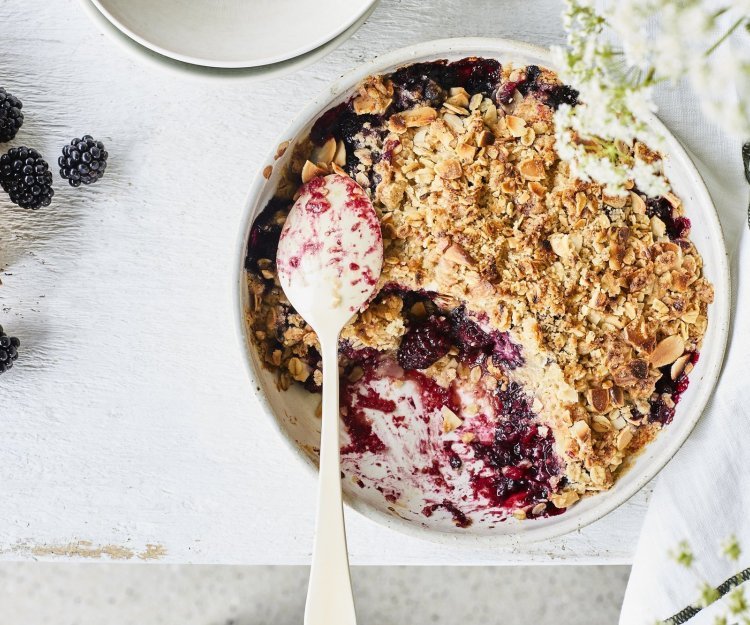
top-left (470, 383), bottom-right (562, 516)
top-left (644, 195), bottom-right (692, 240)
top-left (397, 314), bottom-right (452, 370)
top-left (515, 64), bottom-right (579, 109)
top-left (649, 352), bottom-right (699, 424)
top-left (245, 197), bottom-right (288, 274)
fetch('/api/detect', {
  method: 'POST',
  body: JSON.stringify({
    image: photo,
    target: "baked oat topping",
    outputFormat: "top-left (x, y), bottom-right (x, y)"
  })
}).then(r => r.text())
top-left (245, 58), bottom-right (713, 525)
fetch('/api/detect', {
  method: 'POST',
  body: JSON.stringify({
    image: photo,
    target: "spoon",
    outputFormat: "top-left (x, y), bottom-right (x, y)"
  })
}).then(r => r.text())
top-left (276, 173), bottom-right (383, 625)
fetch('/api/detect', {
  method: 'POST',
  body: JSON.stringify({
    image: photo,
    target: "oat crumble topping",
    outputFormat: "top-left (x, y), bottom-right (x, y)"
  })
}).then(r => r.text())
top-left (244, 59), bottom-right (714, 523)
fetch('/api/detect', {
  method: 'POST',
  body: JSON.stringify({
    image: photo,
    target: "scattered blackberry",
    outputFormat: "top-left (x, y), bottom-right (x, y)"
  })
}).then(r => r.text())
top-left (0, 325), bottom-right (20, 375)
top-left (59, 135), bottom-right (108, 187)
top-left (0, 147), bottom-right (54, 209)
top-left (0, 88), bottom-right (23, 143)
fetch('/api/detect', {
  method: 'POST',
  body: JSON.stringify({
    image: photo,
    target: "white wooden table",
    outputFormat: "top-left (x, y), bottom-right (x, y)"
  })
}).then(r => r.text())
top-left (0, 0), bottom-right (671, 565)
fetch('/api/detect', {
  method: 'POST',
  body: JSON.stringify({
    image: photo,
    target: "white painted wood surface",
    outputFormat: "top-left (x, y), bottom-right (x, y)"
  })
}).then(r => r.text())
top-left (1, 0), bottom-right (722, 565)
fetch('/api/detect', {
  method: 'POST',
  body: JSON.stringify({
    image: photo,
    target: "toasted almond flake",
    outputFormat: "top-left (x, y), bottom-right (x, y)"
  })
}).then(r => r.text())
top-left (355, 171), bottom-right (369, 188)
top-left (670, 353), bottom-right (691, 380)
top-left (506, 115), bottom-right (527, 137)
top-left (531, 503), bottom-right (547, 516)
top-left (521, 127), bottom-right (536, 146)
top-left (500, 179), bottom-right (516, 194)
top-left (312, 137), bottom-right (337, 164)
top-left (665, 192), bottom-right (681, 208)
top-left (443, 101), bottom-right (469, 115)
top-left (262, 165), bottom-right (273, 179)
top-left (448, 87), bottom-right (470, 104)
top-left (551, 491), bottom-right (579, 508)
top-left (443, 112), bottom-right (464, 134)
top-left (301, 160), bottom-right (328, 184)
top-left (331, 163), bottom-right (348, 177)
top-left (651, 216), bottom-right (667, 238)
top-left (469, 93), bottom-right (483, 110)
top-left (435, 158), bottom-right (463, 180)
top-left (446, 94), bottom-right (469, 109)
top-left (401, 106), bottom-right (438, 127)
top-left (588, 388), bottom-right (610, 413)
top-left (571, 420), bottom-right (590, 442)
top-left (616, 428), bottom-right (634, 451)
top-left (441, 406), bottom-right (462, 433)
top-left (477, 129), bottom-right (495, 147)
top-left (549, 233), bottom-right (572, 258)
top-left (630, 191), bottom-right (646, 213)
top-left (603, 193), bottom-right (627, 209)
top-left (592, 414), bottom-right (614, 433)
top-left (456, 143), bottom-right (477, 164)
top-left (650, 335), bottom-right (685, 367)
top-left (529, 181), bottom-right (546, 197)
top-left (519, 158), bottom-right (545, 180)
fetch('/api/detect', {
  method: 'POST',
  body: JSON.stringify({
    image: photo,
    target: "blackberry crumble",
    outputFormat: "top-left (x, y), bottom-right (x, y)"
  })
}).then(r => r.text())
top-left (244, 58), bottom-right (714, 528)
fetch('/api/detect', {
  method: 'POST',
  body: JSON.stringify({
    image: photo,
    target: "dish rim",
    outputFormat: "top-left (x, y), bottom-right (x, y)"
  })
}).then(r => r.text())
top-left (233, 37), bottom-right (731, 546)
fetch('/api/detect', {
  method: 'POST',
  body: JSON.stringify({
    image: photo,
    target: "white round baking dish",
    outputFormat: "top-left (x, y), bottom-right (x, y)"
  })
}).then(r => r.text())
top-left (235, 38), bottom-right (731, 546)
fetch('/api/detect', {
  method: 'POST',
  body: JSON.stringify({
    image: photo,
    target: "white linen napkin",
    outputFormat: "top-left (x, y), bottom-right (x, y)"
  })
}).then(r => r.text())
top-left (619, 16), bottom-right (750, 621)
top-left (619, 151), bottom-right (749, 625)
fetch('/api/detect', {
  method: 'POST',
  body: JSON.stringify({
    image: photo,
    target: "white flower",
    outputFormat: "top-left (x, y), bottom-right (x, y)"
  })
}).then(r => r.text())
top-left (553, 0), bottom-right (750, 194)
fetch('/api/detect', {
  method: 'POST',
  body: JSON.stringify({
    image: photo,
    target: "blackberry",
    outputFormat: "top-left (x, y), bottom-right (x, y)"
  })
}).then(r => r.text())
top-left (0, 325), bottom-right (20, 375)
top-left (0, 88), bottom-right (23, 143)
top-left (0, 147), bottom-right (54, 209)
top-left (59, 135), bottom-right (108, 187)
top-left (396, 315), bottom-right (452, 370)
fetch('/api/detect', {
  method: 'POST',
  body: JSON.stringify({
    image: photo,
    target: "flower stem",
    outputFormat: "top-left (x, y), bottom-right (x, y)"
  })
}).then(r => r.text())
top-left (705, 16), bottom-right (747, 57)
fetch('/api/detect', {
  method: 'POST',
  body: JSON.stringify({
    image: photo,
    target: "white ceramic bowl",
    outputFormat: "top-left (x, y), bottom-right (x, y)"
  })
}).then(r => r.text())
top-left (89, 0), bottom-right (377, 69)
top-left (79, 0), bottom-right (379, 82)
top-left (235, 38), bottom-right (731, 546)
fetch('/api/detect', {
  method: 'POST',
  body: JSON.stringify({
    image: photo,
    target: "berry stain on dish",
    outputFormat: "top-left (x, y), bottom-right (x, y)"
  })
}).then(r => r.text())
top-left (245, 57), bottom-right (714, 529)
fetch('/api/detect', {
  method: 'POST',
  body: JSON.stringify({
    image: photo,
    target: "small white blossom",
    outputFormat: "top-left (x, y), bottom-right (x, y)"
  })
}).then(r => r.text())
top-left (553, 0), bottom-right (750, 194)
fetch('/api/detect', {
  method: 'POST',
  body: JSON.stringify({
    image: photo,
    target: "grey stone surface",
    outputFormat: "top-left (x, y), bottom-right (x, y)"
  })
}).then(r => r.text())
top-left (0, 563), bottom-right (629, 624)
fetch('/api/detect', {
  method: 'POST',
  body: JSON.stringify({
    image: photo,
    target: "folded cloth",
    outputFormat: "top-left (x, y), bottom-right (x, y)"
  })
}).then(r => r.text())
top-left (619, 148), bottom-right (749, 623)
